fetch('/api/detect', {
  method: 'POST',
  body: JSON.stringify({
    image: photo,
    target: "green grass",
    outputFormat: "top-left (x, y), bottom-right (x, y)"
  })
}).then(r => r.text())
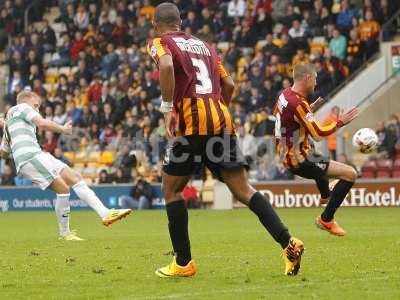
top-left (0, 208), bottom-right (399, 299)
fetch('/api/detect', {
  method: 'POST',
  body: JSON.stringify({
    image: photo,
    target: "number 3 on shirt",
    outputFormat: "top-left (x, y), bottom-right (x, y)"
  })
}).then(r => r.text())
top-left (191, 58), bottom-right (212, 94)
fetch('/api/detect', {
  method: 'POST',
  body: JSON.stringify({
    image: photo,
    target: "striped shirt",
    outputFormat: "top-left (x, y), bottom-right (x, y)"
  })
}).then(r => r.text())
top-left (1, 103), bottom-right (42, 172)
top-left (147, 32), bottom-right (235, 136)
top-left (274, 88), bottom-right (338, 169)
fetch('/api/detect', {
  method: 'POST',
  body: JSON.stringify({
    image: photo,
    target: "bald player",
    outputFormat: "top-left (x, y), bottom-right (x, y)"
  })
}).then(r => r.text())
top-left (274, 63), bottom-right (358, 236)
top-left (148, 2), bottom-right (305, 277)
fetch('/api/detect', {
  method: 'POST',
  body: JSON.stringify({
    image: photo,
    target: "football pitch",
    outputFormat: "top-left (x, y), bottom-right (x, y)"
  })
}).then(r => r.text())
top-left (0, 208), bottom-right (398, 299)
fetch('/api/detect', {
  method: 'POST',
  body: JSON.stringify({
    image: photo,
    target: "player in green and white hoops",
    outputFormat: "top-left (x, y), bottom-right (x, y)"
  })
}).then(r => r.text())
top-left (0, 91), bottom-right (132, 240)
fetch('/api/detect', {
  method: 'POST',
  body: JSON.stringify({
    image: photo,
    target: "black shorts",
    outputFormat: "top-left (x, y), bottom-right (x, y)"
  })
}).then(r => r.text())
top-left (163, 134), bottom-right (248, 181)
top-left (289, 152), bottom-right (330, 180)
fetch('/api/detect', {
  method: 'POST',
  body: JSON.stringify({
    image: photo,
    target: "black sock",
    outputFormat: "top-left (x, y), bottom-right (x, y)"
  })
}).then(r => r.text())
top-left (321, 180), bottom-right (354, 222)
top-left (249, 192), bottom-right (291, 249)
top-left (166, 200), bottom-right (191, 266)
top-left (316, 176), bottom-right (330, 199)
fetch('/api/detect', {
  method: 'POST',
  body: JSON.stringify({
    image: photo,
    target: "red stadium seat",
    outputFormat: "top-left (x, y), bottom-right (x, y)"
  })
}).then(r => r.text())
top-left (361, 171), bottom-right (376, 178)
top-left (391, 159), bottom-right (400, 177)
top-left (361, 160), bottom-right (377, 178)
top-left (376, 159), bottom-right (393, 178)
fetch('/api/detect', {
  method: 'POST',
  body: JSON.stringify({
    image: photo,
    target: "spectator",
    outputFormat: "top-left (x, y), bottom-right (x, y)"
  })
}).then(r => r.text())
top-left (292, 49), bottom-right (310, 66)
top-left (51, 33), bottom-right (71, 67)
top-left (1, 164), bottom-right (15, 186)
top-left (65, 100), bottom-right (81, 125)
top-left (8, 71), bottom-right (24, 94)
top-left (272, 0), bottom-right (290, 21)
top-left (98, 169), bottom-right (112, 184)
top-left (182, 11), bottom-right (201, 34)
top-left (197, 24), bottom-right (215, 44)
top-left (53, 103), bottom-right (67, 125)
top-left (329, 28), bottom-right (347, 60)
top-left (387, 114), bottom-right (400, 141)
top-left (119, 178), bottom-right (153, 209)
top-left (134, 15), bottom-right (150, 46)
top-left (112, 168), bottom-right (130, 184)
top-left (140, 0), bottom-right (155, 20)
top-left (323, 106), bottom-right (340, 160)
top-left (315, 59), bottom-right (334, 97)
top-left (376, 121), bottom-right (396, 159)
top-left (288, 19), bottom-right (307, 49)
top-left (115, 145), bottom-right (137, 174)
top-left (347, 28), bottom-right (363, 63)
top-left (237, 124), bottom-right (256, 164)
top-left (277, 33), bottom-right (296, 64)
top-left (41, 19), bottom-right (57, 52)
top-left (227, 0), bottom-right (247, 18)
top-left (53, 147), bottom-right (73, 167)
top-left (100, 43), bottom-right (119, 79)
top-left (70, 31), bottom-right (86, 62)
top-left (42, 131), bottom-right (58, 155)
top-left (336, 0), bottom-right (357, 32)
top-left (74, 4), bottom-right (89, 30)
top-left (235, 20), bottom-right (257, 48)
top-left (100, 125), bottom-right (116, 147)
top-left (124, 115), bottom-right (141, 138)
top-left (358, 9), bottom-right (381, 58)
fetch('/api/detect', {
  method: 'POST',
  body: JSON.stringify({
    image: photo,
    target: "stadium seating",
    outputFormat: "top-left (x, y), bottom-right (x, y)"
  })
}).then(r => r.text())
top-left (376, 159), bottom-right (393, 178)
top-left (0, 0), bottom-right (398, 185)
top-left (391, 159), bottom-right (400, 178)
top-left (361, 160), bottom-right (377, 179)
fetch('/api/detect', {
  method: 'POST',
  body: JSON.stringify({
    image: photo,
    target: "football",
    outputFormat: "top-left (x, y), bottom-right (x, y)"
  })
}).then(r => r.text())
top-left (352, 128), bottom-right (379, 153)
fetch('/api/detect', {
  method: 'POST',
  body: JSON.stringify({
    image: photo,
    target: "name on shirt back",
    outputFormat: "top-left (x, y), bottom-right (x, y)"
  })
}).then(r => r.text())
top-left (172, 37), bottom-right (211, 57)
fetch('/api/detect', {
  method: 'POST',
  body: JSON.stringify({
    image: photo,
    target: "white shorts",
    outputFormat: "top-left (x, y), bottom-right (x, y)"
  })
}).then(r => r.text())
top-left (19, 152), bottom-right (68, 190)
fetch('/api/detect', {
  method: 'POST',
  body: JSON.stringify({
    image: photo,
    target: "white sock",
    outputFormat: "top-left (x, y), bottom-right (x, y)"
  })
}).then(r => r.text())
top-left (55, 194), bottom-right (71, 237)
top-left (72, 181), bottom-right (109, 218)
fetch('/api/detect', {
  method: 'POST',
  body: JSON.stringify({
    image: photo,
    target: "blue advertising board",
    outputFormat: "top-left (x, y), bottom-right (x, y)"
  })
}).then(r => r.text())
top-left (0, 184), bottom-right (164, 212)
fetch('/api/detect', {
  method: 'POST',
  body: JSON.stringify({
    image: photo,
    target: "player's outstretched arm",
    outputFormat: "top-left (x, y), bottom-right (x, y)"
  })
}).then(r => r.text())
top-left (33, 116), bottom-right (73, 135)
top-left (338, 107), bottom-right (358, 126)
top-left (295, 102), bottom-right (358, 141)
top-left (158, 54), bottom-right (175, 139)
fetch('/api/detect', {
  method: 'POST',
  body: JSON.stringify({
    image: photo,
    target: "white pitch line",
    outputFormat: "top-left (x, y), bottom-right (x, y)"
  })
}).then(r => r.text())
top-left (121, 275), bottom-right (394, 300)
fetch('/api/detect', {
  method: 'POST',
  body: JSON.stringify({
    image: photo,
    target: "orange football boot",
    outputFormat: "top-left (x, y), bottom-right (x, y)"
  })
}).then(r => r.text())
top-left (315, 216), bottom-right (346, 236)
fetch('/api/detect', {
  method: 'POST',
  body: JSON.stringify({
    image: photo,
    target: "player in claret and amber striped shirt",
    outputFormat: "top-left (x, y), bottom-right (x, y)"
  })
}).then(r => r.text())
top-left (275, 63), bottom-right (358, 237)
top-left (149, 2), bottom-right (304, 278)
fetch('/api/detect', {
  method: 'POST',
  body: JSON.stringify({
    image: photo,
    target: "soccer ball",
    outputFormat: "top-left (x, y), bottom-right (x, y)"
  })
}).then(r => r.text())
top-left (352, 128), bottom-right (378, 153)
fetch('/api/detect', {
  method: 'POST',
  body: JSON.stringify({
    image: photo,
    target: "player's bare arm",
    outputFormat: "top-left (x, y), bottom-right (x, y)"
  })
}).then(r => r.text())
top-left (218, 59), bottom-right (234, 105)
top-left (158, 54), bottom-right (175, 139)
top-left (32, 117), bottom-right (73, 135)
top-left (221, 75), bottom-right (235, 105)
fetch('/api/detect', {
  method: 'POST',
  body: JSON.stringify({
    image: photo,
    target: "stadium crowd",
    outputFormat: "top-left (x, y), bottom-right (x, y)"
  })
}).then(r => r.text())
top-left (0, 0), bottom-right (398, 187)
